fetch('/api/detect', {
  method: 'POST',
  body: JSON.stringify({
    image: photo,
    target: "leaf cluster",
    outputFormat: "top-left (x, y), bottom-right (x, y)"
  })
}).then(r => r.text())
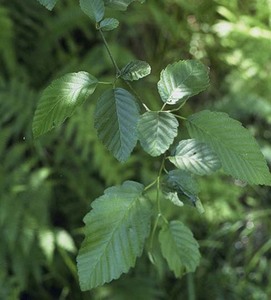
top-left (31, 0), bottom-right (271, 293)
top-left (1, 0), bottom-right (271, 298)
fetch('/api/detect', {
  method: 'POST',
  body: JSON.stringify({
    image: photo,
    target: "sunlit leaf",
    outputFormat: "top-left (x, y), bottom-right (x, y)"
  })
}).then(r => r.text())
top-left (80, 0), bottom-right (105, 22)
top-left (120, 60), bottom-right (151, 81)
top-left (159, 220), bottom-right (201, 277)
top-left (38, 230), bottom-right (55, 262)
top-left (163, 191), bottom-right (184, 207)
top-left (55, 230), bottom-right (76, 253)
top-left (77, 181), bottom-right (152, 291)
top-left (157, 60), bottom-right (210, 105)
top-left (94, 88), bottom-right (140, 162)
top-left (169, 139), bottom-right (221, 175)
top-left (138, 112), bottom-right (178, 156)
top-left (186, 110), bottom-right (271, 185)
top-left (100, 18), bottom-right (119, 31)
top-left (32, 72), bottom-right (98, 138)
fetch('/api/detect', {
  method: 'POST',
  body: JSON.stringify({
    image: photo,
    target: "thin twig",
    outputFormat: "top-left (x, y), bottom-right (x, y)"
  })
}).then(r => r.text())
top-left (99, 28), bottom-right (120, 75)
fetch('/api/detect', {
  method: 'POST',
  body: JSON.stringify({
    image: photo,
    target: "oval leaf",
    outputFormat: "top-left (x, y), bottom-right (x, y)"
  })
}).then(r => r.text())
top-left (157, 60), bottom-right (210, 105)
top-left (120, 60), bottom-right (151, 81)
top-left (80, 0), bottom-right (105, 22)
top-left (77, 181), bottom-right (152, 291)
top-left (186, 110), bottom-right (271, 185)
top-left (159, 220), bottom-right (201, 277)
top-left (138, 112), bottom-right (178, 157)
top-left (169, 139), bottom-right (221, 175)
top-left (94, 88), bottom-right (140, 162)
top-left (138, 111), bottom-right (179, 156)
top-left (32, 72), bottom-right (98, 138)
top-left (100, 18), bottom-right (119, 31)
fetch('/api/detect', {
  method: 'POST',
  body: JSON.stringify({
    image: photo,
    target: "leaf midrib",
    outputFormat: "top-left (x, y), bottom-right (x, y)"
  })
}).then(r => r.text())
top-left (188, 120), bottom-right (257, 168)
top-left (88, 194), bottom-right (141, 284)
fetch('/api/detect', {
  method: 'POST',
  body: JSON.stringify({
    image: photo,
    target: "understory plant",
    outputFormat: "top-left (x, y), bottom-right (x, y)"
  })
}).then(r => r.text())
top-left (33, 0), bottom-right (271, 292)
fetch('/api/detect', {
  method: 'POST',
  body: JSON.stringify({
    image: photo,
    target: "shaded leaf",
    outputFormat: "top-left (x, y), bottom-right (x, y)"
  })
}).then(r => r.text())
top-left (104, 0), bottom-right (145, 11)
top-left (77, 181), bottom-right (152, 291)
top-left (80, 0), bottom-right (105, 22)
top-left (138, 112), bottom-right (178, 157)
top-left (32, 72), bottom-right (98, 138)
top-left (120, 60), bottom-right (151, 81)
top-left (36, 0), bottom-right (58, 10)
top-left (157, 60), bottom-right (210, 105)
top-left (169, 139), bottom-right (221, 175)
top-left (159, 220), bottom-right (201, 277)
top-left (94, 88), bottom-right (140, 162)
top-left (163, 169), bottom-right (199, 206)
top-left (186, 110), bottom-right (271, 185)
top-left (100, 18), bottom-right (119, 31)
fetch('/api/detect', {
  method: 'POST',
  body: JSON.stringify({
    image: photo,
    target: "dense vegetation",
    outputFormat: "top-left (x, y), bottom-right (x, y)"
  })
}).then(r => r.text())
top-left (1, 0), bottom-right (271, 299)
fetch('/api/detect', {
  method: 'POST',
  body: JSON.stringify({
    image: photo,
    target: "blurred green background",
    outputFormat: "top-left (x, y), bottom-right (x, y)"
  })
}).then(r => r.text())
top-left (1, 0), bottom-right (271, 299)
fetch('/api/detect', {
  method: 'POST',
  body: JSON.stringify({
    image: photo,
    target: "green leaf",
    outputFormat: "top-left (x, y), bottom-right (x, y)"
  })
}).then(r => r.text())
top-left (99, 18), bottom-right (119, 31)
top-left (138, 112), bottom-right (178, 157)
top-left (77, 181), bottom-right (152, 291)
top-left (80, 0), bottom-right (105, 22)
top-left (186, 110), bottom-right (271, 185)
top-left (104, 0), bottom-right (145, 11)
top-left (164, 192), bottom-right (184, 207)
top-left (120, 60), bottom-right (151, 81)
top-left (32, 72), bottom-right (98, 138)
top-left (55, 230), bottom-right (76, 253)
top-left (163, 169), bottom-right (199, 205)
top-left (159, 220), bottom-right (201, 277)
top-left (169, 139), bottom-right (221, 176)
top-left (157, 60), bottom-right (210, 105)
top-left (94, 88), bottom-right (140, 162)
top-left (36, 0), bottom-right (58, 10)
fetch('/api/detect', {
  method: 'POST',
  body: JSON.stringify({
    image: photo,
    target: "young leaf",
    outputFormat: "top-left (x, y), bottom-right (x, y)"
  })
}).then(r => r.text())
top-left (94, 88), bottom-right (140, 162)
top-left (169, 139), bottom-right (221, 176)
top-left (157, 60), bottom-right (210, 105)
top-left (163, 169), bottom-right (199, 205)
top-left (36, 0), bottom-right (58, 10)
top-left (159, 220), bottom-right (201, 277)
top-left (186, 110), bottom-right (271, 185)
top-left (104, 0), bottom-right (145, 11)
top-left (32, 72), bottom-right (98, 138)
top-left (80, 0), bottom-right (105, 22)
top-left (137, 112), bottom-right (178, 157)
top-left (99, 18), bottom-right (119, 31)
top-left (77, 181), bottom-right (152, 291)
top-left (120, 60), bottom-right (151, 81)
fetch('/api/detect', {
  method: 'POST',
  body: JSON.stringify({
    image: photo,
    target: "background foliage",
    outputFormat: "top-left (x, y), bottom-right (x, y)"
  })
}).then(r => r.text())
top-left (1, 0), bottom-right (271, 299)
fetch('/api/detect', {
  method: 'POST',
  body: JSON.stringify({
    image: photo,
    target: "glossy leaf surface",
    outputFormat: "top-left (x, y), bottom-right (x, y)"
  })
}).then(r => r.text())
top-left (33, 72), bottom-right (98, 138)
top-left (158, 60), bottom-right (210, 105)
top-left (169, 139), bottom-right (221, 175)
top-left (120, 60), bottom-right (151, 81)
